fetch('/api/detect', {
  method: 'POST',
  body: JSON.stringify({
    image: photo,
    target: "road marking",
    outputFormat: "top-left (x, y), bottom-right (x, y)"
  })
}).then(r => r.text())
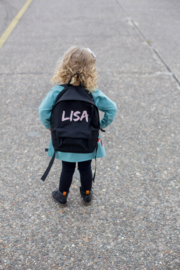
top-left (0, 0), bottom-right (33, 48)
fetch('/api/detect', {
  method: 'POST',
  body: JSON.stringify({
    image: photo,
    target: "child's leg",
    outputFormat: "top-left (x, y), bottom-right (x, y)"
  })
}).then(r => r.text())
top-left (78, 160), bottom-right (92, 191)
top-left (59, 161), bottom-right (76, 193)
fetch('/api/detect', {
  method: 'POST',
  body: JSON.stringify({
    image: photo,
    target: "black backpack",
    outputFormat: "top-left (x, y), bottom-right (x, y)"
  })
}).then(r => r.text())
top-left (41, 74), bottom-right (100, 181)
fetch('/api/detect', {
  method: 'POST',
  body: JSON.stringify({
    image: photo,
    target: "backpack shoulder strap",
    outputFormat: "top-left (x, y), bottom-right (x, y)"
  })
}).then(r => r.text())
top-left (54, 84), bottom-right (69, 104)
top-left (84, 89), bottom-right (94, 100)
top-left (41, 151), bottom-right (56, 181)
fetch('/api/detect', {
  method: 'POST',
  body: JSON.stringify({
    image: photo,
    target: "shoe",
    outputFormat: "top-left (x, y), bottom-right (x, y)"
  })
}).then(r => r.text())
top-left (52, 189), bottom-right (68, 206)
top-left (80, 187), bottom-right (92, 205)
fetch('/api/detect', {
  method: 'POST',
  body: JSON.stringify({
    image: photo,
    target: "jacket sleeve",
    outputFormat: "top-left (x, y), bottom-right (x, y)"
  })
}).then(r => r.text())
top-left (38, 86), bottom-right (64, 129)
top-left (93, 90), bottom-right (117, 129)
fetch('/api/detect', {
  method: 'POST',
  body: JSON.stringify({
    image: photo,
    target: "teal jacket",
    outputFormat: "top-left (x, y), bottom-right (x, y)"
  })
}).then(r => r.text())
top-left (39, 85), bottom-right (117, 162)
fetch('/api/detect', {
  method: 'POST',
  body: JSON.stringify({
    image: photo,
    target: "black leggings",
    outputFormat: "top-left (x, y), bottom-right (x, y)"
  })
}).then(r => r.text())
top-left (59, 160), bottom-right (92, 193)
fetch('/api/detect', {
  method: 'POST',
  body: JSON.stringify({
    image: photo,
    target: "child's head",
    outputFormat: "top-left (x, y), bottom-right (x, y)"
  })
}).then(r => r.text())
top-left (51, 46), bottom-right (97, 91)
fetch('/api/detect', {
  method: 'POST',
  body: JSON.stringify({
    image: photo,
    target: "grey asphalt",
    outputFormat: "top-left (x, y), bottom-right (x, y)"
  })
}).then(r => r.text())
top-left (0, 0), bottom-right (180, 269)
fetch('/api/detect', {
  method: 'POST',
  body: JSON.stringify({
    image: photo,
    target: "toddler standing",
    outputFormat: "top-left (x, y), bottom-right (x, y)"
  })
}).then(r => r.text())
top-left (39, 46), bottom-right (117, 206)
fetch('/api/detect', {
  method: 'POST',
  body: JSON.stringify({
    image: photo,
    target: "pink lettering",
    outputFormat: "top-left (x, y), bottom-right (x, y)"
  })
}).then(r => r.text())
top-left (80, 111), bottom-right (89, 122)
top-left (73, 111), bottom-right (80, 121)
top-left (62, 110), bottom-right (89, 122)
top-left (70, 111), bottom-right (73, 121)
top-left (62, 111), bottom-right (70, 121)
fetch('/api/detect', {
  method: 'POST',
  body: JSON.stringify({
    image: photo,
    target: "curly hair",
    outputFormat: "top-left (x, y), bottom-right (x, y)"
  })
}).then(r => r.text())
top-left (51, 46), bottom-right (98, 92)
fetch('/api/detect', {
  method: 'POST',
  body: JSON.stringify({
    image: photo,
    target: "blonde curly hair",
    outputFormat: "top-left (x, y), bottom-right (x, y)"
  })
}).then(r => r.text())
top-left (51, 46), bottom-right (98, 92)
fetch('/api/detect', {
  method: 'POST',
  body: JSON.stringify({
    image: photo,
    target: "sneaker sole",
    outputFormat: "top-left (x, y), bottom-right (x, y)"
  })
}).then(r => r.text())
top-left (52, 194), bottom-right (67, 207)
top-left (82, 199), bottom-right (92, 205)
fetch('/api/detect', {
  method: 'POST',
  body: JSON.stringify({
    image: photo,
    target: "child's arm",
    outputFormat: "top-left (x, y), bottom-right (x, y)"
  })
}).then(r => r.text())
top-left (38, 86), bottom-right (64, 129)
top-left (93, 90), bottom-right (117, 129)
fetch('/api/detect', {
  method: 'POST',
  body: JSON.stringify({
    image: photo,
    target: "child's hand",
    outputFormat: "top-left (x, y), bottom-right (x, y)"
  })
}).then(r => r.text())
top-left (100, 127), bottom-right (105, 132)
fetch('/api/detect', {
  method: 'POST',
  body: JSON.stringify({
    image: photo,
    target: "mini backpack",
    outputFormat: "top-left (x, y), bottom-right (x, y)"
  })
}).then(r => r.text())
top-left (41, 73), bottom-right (100, 181)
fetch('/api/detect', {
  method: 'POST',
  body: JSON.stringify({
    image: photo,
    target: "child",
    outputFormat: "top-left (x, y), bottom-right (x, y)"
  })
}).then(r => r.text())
top-left (39, 46), bottom-right (117, 206)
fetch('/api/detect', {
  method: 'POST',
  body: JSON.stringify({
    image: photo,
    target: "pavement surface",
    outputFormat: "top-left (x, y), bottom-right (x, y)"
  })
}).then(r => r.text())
top-left (0, 0), bottom-right (180, 269)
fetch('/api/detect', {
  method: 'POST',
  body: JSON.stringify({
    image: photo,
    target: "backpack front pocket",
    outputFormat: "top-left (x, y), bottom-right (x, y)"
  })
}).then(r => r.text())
top-left (55, 128), bottom-right (97, 153)
top-left (56, 128), bottom-right (92, 139)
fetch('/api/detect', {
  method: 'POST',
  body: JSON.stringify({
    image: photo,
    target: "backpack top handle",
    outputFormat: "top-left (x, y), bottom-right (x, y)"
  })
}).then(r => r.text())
top-left (68, 73), bottom-right (84, 87)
